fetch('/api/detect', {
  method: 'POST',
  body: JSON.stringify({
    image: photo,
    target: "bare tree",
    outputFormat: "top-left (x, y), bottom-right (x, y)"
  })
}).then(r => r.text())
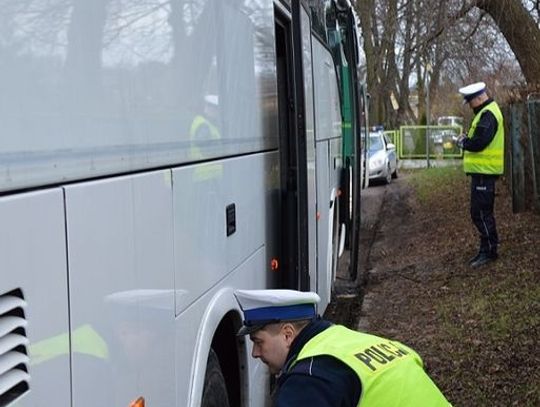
top-left (473, 0), bottom-right (540, 84)
top-left (355, 0), bottom-right (539, 126)
top-left (355, 0), bottom-right (457, 126)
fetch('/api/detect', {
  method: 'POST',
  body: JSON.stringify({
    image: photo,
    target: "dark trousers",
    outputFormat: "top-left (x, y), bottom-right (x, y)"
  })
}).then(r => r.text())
top-left (470, 174), bottom-right (498, 254)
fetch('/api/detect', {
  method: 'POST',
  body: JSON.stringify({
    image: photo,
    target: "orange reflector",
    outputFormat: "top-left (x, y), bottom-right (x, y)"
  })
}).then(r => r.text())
top-left (129, 397), bottom-right (145, 407)
top-left (271, 258), bottom-right (279, 271)
top-left (316, 211), bottom-right (321, 220)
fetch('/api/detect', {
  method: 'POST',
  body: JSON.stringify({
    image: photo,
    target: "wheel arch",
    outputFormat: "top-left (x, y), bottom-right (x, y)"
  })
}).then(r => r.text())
top-left (189, 288), bottom-right (247, 407)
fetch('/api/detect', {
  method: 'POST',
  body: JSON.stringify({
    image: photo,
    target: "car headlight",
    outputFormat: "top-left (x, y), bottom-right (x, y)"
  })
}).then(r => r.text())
top-left (369, 159), bottom-right (382, 169)
top-left (369, 152), bottom-right (385, 169)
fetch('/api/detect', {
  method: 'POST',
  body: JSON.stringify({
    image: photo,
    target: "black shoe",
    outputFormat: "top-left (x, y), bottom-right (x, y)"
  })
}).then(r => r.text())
top-left (468, 252), bottom-right (483, 265)
top-left (470, 252), bottom-right (498, 268)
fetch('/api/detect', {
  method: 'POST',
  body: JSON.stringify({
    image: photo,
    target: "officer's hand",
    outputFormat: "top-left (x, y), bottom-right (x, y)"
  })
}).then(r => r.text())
top-left (456, 134), bottom-right (466, 148)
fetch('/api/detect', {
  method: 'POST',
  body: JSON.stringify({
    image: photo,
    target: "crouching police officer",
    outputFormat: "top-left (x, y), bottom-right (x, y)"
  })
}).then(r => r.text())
top-left (457, 82), bottom-right (504, 268)
top-left (234, 289), bottom-right (451, 407)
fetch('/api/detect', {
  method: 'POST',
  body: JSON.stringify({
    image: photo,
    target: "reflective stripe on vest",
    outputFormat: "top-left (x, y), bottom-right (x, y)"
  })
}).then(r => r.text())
top-left (292, 325), bottom-right (451, 406)
top-left (463, 101), bottom-right (504, 174)
top-left (30, 324), bottom-right (108, 365)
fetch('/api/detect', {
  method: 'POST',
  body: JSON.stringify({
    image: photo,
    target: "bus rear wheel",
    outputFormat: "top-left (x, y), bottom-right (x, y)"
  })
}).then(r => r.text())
top-left (202, 349), bottom-right (230, 407)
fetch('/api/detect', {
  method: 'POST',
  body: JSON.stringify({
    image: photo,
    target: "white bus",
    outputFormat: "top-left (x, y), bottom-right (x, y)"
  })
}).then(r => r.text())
top-left (0, 0), bottom-right (364, 406)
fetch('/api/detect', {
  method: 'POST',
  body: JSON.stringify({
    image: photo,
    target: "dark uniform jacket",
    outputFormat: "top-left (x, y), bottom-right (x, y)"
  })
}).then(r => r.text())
top-left (274, 319), bottom-right (361, 407)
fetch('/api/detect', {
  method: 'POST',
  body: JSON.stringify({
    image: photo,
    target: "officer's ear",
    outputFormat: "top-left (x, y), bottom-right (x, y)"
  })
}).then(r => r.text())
top-left (280, 323), bottom-right (297, 346)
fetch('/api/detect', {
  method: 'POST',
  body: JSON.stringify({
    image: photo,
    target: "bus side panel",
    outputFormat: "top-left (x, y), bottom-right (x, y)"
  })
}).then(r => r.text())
top-left (312, 38), bottom-right (343, 310)
top-left (0, 190), bottom-right (70, 406)
top-left (64, 171), bottom-right (175, 406)
top-left (329, 138), bottom-right (343, 193)
top-left (315, 141), bottom-right (332, 308)
top-left (300, 7), bottom-right (318, 293)
top-left (172, 152), bottom-right (277, 315)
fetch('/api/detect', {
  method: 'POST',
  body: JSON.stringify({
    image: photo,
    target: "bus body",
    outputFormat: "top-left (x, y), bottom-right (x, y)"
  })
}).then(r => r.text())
top-left (0, 0), bottom-right (363, 406)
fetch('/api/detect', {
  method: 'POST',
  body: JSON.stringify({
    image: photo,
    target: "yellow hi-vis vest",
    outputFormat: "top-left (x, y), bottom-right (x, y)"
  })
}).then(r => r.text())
top-left (189, 115), bottom-right (223, 181)
top-left (463, 101), bottom-right (504, 175)
top-left (292, 325), bottom-right (451, 406)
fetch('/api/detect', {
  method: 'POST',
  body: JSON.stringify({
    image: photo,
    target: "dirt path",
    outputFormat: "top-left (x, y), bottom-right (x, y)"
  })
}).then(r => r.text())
top-left (325, 170), bottom-right (540, 406)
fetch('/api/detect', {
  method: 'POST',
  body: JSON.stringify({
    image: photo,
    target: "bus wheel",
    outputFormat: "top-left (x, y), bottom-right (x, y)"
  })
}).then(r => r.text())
top-left (202, 349), bottom-right (230, 407)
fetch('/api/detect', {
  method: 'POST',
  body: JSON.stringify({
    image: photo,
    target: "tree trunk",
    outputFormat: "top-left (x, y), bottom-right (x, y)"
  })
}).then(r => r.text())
top-left (356, 0), bottom-right (381, 124)
top-left (382, 0), bottom-right (400, 127)
top-left (397, 0), bottom-right (417, 124)
top-left (476, 0), bottom-right (540, 85)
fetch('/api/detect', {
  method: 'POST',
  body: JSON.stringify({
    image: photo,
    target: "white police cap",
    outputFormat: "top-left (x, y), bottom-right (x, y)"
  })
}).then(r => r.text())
top-left (459, 82), bottom-right (486, 103)
top-left (234, 289), bottom-right (320, 335)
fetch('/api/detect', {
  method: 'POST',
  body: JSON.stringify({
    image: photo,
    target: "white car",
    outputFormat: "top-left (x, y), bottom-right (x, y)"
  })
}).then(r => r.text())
top-left (368, 132), bottom-right (398, 184)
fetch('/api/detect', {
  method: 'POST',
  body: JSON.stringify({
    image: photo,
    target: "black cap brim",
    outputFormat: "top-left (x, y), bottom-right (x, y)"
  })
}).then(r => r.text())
top-left (236, 315), bottom-right (318, 336)
top-left (463, 89), bottom-right (486, 104)
top-left (236, 324), bottom-right (266, 336)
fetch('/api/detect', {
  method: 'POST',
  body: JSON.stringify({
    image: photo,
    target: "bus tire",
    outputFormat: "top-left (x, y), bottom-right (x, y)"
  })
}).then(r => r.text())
top-left (202, 349), bottom-right (230, 407)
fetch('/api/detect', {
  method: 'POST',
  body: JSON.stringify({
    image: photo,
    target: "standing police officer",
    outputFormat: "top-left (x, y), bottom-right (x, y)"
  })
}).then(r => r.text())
top-left (234, 289), bottom-right (451, 407)
top-left (457, 82), bottom-right (504, 268)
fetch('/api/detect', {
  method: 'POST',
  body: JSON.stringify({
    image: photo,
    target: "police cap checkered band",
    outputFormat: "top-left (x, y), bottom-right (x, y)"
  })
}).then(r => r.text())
top-left (234, 289), bottom-right (320, 335)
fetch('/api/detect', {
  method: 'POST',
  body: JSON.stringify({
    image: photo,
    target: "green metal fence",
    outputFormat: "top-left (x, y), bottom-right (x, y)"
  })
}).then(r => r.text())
top-left (399, 126), bottom-right (463, 159)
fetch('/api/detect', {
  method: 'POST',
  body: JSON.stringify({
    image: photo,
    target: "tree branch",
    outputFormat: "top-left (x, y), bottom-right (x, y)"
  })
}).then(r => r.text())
top-left (408, 0), bottom-right (479, 54)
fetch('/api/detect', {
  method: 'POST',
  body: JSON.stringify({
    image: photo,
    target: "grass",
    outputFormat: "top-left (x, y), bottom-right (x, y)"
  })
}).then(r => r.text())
top-left (436, 269), bottom-right (539, 342)
top-left (405, 165), bottom-right (464, 204)
top-left (392, 167), bottom-right (540, 407)
top-left (402, 166), bottom-right (540, 406)
top-left (433, 269), bottom-right (540, 405)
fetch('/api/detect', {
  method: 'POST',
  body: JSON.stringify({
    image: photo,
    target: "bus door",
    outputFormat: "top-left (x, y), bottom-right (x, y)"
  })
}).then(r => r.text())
top-left (274, 2), bottom-right (316, 292)
top-left (328, 4), bottom-right (364, 283)
top-left (295, 2), bottom-right (318, 294)
top-left (343, 7), bottom-right (363, 282)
